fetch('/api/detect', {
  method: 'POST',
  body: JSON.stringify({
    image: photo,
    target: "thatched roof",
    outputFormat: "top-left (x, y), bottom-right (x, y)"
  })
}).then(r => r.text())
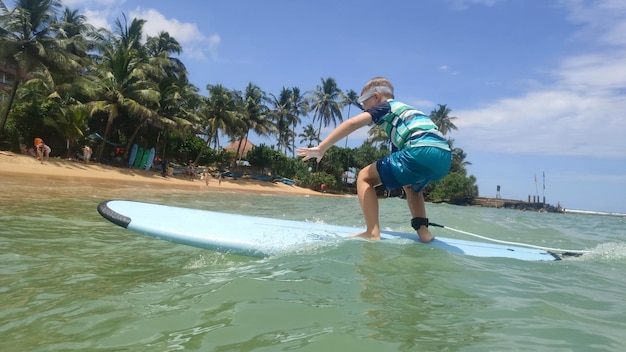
top-left (223, 138), bottom-right (255, 158)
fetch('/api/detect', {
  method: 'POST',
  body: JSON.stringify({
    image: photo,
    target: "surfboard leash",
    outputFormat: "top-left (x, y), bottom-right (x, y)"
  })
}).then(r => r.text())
top-left (428, 222), bottom-right (591, 256)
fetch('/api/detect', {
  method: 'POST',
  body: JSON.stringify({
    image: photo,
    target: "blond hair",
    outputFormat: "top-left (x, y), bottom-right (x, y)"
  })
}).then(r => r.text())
top-left (361, 77), bottom-right (394, 99)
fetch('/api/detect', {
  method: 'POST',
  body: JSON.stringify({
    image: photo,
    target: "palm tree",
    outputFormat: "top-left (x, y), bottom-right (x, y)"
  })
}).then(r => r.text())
top-left (141, 31), bottom-right (196, 154)
top-left (447, 138), bottom-right (471, 173)
top-left (56, 7), bottom-right (97, 59)
top-left (87, 15), bottom-right (160, 161)
top-left (298, 124), bottom-right (319, 148)
top-left (429, 104), bottom-right (458, 136)
top-left (307, 77), bottom-right (344, 141)
top-left (44, 100), bottom-right (89, 158)
top-left (0, 0), bottom-right (81, 133)
top-left (289, 87), bottom-right (307, 156)
top-left (366, 125), bottom-right (390, 149)
top-left (143, 32), bottom-right (204, 166)
top-left (145, 32), bottom-right (202, 130)
top-left (237, 82), bottom-right (272, 159)
top-left (201, 84), bottom-right (242, 153)
top-left (52, 6), bottom-right (99, 103)
top-left (342, 89), bottom-right (359, 147)
top-left (145, 31), bottom-right (186, 77)
top-left (9, 53), bottom-right (91, 158)
top-left (268, 87), bottom-right (295, 154)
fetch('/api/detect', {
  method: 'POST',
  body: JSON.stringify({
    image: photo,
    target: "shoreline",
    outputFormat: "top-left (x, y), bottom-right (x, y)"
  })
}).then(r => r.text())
top-left (0, 151), bottom-right (328, 197)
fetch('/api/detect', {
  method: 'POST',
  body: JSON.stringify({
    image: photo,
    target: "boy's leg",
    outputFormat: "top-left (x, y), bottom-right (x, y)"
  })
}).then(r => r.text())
top-left (352, 163), bottom-right (382, 240)
top-left (403, 186), bottom-right (435, 243)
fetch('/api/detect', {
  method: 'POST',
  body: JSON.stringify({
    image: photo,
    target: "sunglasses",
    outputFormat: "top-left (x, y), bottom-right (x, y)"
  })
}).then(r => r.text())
top-left (357, 86), bottom-right (394, 107)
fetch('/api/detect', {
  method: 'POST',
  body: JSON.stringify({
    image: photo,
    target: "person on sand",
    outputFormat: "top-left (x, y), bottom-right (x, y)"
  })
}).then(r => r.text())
top-left (33, 137), bottom-right (44, 163)
top-left (188, 162), bottom-right (196, 181)
top-left (297, 77), bottom-right (451, 242)
top-left (43, 144), bottom-right (51, 160)
top-left (203, 168), bottom-right (210, 186)
top-left (82, 145), bottom-right (92, 164)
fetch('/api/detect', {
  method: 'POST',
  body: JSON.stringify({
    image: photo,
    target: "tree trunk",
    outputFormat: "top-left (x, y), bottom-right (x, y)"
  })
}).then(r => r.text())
top-left (66, 138), bottom-right (72, 158)
top-left (0, 68), bottom-right (21, 133)
top-left (292, 124), bottom-right (296, 157)
top-left (161, 129), bottom-right (168, 177)
top-left (344, 105), bottom-right (351, 148)
top-left (193, 135), bottom-right (212, 165)
top-left (97, 115), bottom-right (114, 162)
top-left (124, 120), bottom-right (145, 159)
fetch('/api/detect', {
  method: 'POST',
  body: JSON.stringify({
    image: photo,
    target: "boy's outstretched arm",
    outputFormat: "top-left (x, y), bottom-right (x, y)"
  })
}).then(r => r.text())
top-left (297, 112), bottom-right (372, 162)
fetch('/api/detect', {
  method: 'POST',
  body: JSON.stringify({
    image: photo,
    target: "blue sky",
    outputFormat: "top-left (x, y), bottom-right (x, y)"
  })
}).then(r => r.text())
top-left (63, 0), bottom-right (626, 213)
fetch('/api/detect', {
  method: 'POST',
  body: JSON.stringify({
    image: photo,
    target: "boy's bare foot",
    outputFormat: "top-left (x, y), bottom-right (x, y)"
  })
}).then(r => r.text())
top-left (417, 227), bottom-right (435, 243)
top-left (350, 231), bottom-right (381, 240)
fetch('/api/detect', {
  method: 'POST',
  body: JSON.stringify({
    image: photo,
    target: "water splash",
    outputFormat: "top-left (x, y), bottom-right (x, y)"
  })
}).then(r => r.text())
top-left (572, 242), bottom-right (626, 261)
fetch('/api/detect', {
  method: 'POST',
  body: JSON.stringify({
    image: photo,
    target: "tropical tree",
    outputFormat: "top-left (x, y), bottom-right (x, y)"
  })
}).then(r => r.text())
top-left (145, 31), bottom-right (186, 78)
top-left (144, 29), bottom-right (203, 166)
top-left (428, 170), bottom-right (478, 204)
top-left (52, 6), bottom-right (99, 104)
top-left (86, 15), bottom-right (160, 161)
top-left (447, 138), bottom-right (472, 173)
top-left (307, 77), bottom-right (344, 141)
top-left (429, 104), bottom-right (458, 136)
top-left (0, 0), bottom-right (82, 133)
top-left (298, 124), bottom-right (319, 147)
top-left (56, 7), bottom-right (97, 59)
top-left (267, 87), bottom-right (295, 154)
top-left (342, 89), bottom-right (359, 147)
top-left (43, 100), bottom-right (89, 157)
top-left (9, 74), bottom-right (58, 144)
top-left (366, 125), bottom-right (390, 149)
top-left (237, 82), bottom-right (272, 158)
top-left (289, 86), bottom-right (308, 156)
top-left (200, 84), bottom-right (242, 156)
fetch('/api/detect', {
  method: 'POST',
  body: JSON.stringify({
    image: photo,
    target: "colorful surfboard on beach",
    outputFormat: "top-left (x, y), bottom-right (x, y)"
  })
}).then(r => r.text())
top-left (128, 144), bottom-right (138, 167)
top-left (132, 147), bottom-right (144, 168)
top-left (144, 148), bottom-right (156, 170)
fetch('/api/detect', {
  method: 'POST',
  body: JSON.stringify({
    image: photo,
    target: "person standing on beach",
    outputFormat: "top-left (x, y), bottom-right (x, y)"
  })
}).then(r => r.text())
top-left (203, 168), bottom-right (210, 186)
top-left (83, 145), bottom-right (92, 164)
top-left (188, 162), bottom-right (196, 181)
top-left (33, 137), bottom-right (44, 163)
top-left (297, 77), bottom-right (451, 242)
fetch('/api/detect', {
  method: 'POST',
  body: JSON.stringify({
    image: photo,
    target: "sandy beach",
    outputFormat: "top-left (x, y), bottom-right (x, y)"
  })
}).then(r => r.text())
top-left (0, 151), bottom-right (324, 197)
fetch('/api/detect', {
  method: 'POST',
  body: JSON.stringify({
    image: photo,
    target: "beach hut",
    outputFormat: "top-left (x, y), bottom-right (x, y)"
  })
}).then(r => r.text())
top-left (224, 138), bottom-right (255, 159)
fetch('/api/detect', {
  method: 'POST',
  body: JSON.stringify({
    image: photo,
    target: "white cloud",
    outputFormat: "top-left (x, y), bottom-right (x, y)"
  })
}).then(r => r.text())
top-left (456, 88), bottom-right (626, 158)
top-left (129, 7), bottom-right (220, 61)
top-left (455, 0), bottom-right (626, 159)
top-left (83, 9), bottom-right (111, 31)
top-left (407, 98), bottom-right (437, 111)
top-left (565, 0), bottom-right (626, 46)
top-left (72, 3), bottom-right (220, 61)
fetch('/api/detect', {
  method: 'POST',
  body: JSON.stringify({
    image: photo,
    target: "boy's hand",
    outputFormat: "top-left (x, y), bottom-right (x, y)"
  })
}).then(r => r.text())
top-left (297, 147), bottom-right (324, 162)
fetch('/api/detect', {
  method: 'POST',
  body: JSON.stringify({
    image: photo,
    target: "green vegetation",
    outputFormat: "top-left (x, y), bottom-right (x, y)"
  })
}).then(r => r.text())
top-left (0, 1), bottom-right (478, 205)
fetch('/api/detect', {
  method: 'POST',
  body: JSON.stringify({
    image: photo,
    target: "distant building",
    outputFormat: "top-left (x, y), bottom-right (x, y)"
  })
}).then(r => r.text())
top-left (223, 138), bottom-right (255, 159)
top-left (0, 61), bottom-right (18, 92)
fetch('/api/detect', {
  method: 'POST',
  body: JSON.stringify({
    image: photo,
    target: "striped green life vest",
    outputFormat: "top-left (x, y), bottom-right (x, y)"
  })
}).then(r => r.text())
top-left (377, 100), bottom-right (450, 151)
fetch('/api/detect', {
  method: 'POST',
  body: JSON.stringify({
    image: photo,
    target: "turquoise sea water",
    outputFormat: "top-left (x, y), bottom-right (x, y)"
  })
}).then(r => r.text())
top-left (2, 174), bottom-right (626, 351)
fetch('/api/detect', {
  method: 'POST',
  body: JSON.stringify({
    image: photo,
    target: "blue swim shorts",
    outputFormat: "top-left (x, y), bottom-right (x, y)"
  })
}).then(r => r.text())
top-left (376, 146), bottom-right (451, 192)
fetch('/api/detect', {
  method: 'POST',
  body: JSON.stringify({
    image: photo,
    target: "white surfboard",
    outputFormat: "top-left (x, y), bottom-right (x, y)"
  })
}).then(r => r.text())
top-left (97, 200), bottom-right (564, 261)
